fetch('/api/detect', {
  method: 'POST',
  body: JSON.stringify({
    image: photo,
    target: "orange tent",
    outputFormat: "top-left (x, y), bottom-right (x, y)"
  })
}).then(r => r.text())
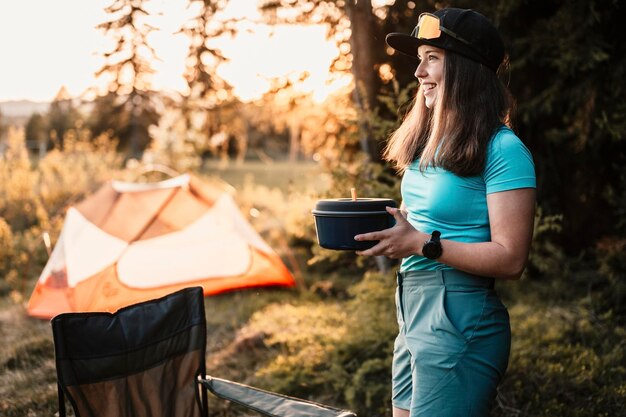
top-left (27, 174), bottom-right (294, 319)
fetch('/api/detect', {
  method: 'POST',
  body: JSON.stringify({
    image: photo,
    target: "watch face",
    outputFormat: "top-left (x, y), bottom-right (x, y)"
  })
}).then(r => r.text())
top-left (423, 242), bottom-right (442, 259)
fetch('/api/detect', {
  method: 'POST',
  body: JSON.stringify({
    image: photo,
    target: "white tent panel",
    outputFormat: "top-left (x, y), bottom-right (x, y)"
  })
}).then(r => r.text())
top-left (117, 205), bottom-right (252, 288)
top-left (64, 208), bottom-right (128, 287)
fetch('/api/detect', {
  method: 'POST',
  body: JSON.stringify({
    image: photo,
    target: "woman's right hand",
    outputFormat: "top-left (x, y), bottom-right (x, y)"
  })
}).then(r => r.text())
top-left (354, 207), bottom-right (426, 259)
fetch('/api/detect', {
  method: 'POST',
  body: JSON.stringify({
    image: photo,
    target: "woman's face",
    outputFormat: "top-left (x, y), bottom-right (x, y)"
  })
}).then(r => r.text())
top-left (415, 45), bottom-right (445, 109)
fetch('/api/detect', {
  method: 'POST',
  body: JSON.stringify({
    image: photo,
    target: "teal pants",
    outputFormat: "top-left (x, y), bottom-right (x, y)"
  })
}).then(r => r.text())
top-left (391, 270), bottom-right (510, 416)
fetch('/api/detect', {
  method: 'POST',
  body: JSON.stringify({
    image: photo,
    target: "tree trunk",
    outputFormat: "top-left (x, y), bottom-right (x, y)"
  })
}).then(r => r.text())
top-left (288, 118), bottom-right (300, 162)
top-left (345, 0), bottom-right (380, 162)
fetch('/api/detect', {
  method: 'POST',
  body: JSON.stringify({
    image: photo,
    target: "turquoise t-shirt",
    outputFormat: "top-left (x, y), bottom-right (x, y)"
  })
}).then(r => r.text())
top-left (400, 126), bottom-right (536, 272)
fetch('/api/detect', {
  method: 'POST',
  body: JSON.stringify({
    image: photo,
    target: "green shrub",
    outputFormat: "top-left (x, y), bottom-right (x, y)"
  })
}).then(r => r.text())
top-left (216, 271), bottom-right (398, 416)
top-left (0, 127), bottom-right (121, 297)
top-left (495, 304), bottom-right (626, 417)
top-left (526, 206), bottom-right (566, 280)
top-left (0, 128), bottom-right (42, 231)
top-left (246, 302), bottom-right (349, 397)
top-left (0, 218), bottom-right (14, 284)
top-left (337, 271), bottom-right (396, 416)
top-left (593, 238), bottom-right (626, 322)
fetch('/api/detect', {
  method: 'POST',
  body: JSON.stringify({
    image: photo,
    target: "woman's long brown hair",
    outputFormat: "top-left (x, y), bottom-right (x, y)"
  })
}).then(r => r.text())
top-left (384, 52), bottom-right (513, 177)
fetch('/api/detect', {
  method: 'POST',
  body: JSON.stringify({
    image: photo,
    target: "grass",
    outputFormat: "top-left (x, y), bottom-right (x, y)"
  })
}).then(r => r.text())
top-left (200, 159), bottom-right (331, 195)
top-left (0, 303), bottom-right (59, 416)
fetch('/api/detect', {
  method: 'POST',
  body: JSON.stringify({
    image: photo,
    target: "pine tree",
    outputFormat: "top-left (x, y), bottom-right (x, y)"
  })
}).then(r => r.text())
top-left (178, 0), bottom-right (240, 155)
top-left (47, 86), bottom-right (81, 149)
top-left (181, 0), bottom-right (233, 104)
top-left (24, 113), bottom-right (47, 152)
top-left (94, 0), bottom-right (161, 159)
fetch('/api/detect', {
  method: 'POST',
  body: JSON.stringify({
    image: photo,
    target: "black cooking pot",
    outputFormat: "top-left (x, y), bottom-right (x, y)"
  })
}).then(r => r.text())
top-left (312, 198), bottom-right (397, 250)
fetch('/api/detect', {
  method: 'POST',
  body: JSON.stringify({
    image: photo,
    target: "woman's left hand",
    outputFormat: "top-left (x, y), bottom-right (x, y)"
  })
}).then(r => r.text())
top-left (355, 207), bottom-right (425, 258)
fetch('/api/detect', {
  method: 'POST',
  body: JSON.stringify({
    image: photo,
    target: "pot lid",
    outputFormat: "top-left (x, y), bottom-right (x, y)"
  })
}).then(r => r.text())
top-left (313, 198), bottom-right (397, 212)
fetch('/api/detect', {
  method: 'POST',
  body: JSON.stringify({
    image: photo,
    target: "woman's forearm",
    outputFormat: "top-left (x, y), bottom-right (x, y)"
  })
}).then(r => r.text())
top-left (434, 239), bottom-right (529, 280)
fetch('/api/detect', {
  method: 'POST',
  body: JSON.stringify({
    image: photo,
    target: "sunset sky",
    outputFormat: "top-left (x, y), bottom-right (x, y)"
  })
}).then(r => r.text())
top-left (0, 0), bottom-right (347, 103)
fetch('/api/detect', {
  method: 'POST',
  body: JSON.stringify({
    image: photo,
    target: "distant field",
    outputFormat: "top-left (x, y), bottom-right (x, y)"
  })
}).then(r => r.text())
top-left (199, 160), bottom-right (331, 194)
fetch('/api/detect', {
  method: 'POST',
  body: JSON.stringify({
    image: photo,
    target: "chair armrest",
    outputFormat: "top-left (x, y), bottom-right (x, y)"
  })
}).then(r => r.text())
top-left (198, 376), bottom-right (356, 417)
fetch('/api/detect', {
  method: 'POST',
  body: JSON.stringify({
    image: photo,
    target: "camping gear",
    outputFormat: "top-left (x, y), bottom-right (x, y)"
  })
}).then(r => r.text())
top-left (52, 287), bottom-right (209, 417)
top-left (52, 287), bottom-right (356, 417)
top-left (28, 174), bottom-right (294, 319)
top-left (312, 198), bottom-right (397, 250)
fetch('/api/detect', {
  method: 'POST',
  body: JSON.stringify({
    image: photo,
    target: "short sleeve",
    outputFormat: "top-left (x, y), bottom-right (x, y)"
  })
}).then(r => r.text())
top-left (483, 128), bottom-right (536, 194)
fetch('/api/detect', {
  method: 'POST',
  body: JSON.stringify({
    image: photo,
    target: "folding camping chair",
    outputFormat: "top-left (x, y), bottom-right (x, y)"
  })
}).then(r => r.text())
top-left (51, 287), bottom-right (356, 417)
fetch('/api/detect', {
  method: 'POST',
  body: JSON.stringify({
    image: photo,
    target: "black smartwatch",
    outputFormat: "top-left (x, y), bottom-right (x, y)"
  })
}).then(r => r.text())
top-left (422, 230), bottom-right (443, 259)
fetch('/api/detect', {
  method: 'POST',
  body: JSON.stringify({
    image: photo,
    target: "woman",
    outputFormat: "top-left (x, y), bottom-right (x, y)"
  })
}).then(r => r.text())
top-left (354, 8), bottom-right (536, 417)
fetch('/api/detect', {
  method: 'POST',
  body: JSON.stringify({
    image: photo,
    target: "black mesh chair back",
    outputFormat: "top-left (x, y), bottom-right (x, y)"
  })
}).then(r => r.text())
top-left (51, 287), bottom-right (208, 417)
top-left (52, 286), bottom-right (356, 417)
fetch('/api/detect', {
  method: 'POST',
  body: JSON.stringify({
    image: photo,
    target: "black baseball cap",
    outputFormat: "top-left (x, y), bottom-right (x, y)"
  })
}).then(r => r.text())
top-left (386, 8), bottom-right (505, 72)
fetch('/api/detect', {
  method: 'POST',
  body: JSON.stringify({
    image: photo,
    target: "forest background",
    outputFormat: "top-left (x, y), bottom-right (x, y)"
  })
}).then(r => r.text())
top-left (1, 0), bottom-right (624, 416)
